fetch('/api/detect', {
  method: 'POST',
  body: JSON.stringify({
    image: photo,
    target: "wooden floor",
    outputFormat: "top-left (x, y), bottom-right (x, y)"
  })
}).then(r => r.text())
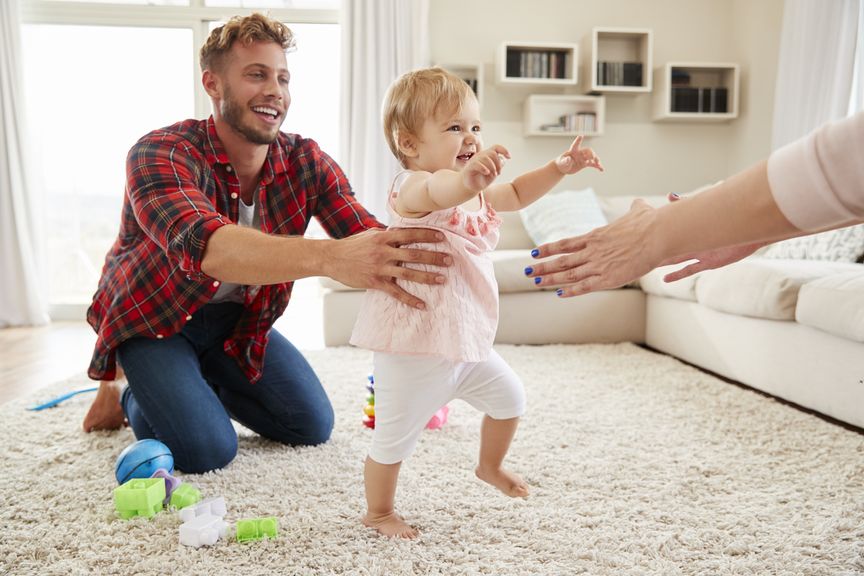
top-left (0, 321), bottom-right (96, 405)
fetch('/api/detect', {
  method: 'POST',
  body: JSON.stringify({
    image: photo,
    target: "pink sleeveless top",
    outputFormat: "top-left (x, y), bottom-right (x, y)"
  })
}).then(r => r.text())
top-left (350, 172), bottom-right (502, 362)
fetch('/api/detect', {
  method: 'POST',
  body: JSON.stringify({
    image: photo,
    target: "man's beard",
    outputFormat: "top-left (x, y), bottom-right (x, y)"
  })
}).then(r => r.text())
top-left (221, 85), bottom-right (279, 145)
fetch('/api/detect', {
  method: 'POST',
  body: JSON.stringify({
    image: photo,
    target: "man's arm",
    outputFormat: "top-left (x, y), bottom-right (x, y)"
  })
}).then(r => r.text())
top-left (201, 225), bottom-right (451, 309)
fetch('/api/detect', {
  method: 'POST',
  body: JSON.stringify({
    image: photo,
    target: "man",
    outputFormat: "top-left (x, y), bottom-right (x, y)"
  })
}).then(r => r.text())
top-left (83, 14), bottom-right (449, 474)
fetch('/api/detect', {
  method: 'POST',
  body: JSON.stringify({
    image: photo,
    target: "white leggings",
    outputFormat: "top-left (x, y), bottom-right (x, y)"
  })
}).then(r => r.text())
top-left (369, 349), bottom-right (525, 465)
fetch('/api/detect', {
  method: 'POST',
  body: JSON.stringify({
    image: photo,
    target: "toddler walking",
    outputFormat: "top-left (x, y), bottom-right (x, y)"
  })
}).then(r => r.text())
top-left (350, 67), bottom-right (603, 538)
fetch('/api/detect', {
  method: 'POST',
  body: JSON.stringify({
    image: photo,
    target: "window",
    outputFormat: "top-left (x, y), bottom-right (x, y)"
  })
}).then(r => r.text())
top-left (20, 2), bottom-right (341, 312)
top-left (22, 24), bottom-right (195, 305)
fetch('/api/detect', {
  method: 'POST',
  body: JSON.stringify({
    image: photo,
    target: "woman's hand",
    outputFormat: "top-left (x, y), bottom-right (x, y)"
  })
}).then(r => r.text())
top-left (525, 198), bottom-right (660, 296)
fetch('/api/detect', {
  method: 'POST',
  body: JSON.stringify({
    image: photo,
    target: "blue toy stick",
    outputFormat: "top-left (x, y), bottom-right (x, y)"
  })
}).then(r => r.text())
top-left (28, 387), bottom-right (99, 411)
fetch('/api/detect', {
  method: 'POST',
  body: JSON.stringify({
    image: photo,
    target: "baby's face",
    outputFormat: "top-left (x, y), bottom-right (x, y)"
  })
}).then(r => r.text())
top-left (409, 95), bottom-right (483, 173)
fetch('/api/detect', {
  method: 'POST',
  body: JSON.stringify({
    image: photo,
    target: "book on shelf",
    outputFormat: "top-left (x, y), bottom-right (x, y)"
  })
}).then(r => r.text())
top-left (539, 111), bottom-right (596, 133)
top-left (671, 87), bottom-right (728, 113)
top-left (596, 61), bottom-right (642, 87)
top-left (506, 48), bottom-right (568, 79)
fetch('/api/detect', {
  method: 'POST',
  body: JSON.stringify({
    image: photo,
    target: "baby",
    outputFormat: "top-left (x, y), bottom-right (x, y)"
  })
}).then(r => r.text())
top-left (350, 67), bottom-right (603, 538)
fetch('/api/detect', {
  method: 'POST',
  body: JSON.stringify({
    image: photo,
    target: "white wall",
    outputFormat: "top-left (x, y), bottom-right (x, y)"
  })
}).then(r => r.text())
top-left (429, 0), bottom-right (785, 197)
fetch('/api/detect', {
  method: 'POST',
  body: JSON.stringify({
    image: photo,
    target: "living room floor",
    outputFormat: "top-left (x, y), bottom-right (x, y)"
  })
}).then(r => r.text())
top-left (0, 278), bottom-right (325, 406)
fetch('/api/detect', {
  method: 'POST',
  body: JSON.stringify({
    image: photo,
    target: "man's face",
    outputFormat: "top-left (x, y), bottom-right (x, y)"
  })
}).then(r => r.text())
top-left (215, 41), bottom-right (291, 145)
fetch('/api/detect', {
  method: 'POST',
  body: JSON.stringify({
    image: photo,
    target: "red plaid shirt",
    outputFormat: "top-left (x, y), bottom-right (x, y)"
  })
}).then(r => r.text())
top-left (87, 117), bottom-right (381, 382)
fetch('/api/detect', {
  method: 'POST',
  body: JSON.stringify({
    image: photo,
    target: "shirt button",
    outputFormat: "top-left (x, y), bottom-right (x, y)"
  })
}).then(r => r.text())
top-left (213, 281), bottom-right (221, 287)
top-left (231, 192), bottom-right (238, 199)
top-left (156, 334), bottom-right (164, 339)
top-left (226, 165), bottom-right (233, 172)
top-left (185, 314), bottom-right (193, 321)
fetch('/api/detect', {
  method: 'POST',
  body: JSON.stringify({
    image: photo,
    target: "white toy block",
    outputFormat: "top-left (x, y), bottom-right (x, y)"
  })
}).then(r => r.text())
top-left (178, 496), bottom-right (227, 523)
top-left (179, 513), bottom-right (229, 548)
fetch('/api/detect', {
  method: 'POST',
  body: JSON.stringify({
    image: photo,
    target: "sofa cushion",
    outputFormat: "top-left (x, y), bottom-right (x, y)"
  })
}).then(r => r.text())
top-left (796, 270), bottom-right (864, 342)
top-left (695, 258), bottom-right (863, 320)
top-left (491, 250), bottom-right (551, 293)
top-left (760, 224), bottom-right (864, 262)
top-left (639, 265), bottom-right (700, 301)
top-left (519, 188), bottom-right (607, 246)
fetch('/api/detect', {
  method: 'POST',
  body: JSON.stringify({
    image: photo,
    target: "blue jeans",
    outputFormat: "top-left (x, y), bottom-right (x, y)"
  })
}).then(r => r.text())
top-left (117, 302), bottom-right (334, 473)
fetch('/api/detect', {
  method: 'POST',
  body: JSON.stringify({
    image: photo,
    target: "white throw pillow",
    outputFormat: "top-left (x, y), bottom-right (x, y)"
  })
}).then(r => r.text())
top-left (760, 224), bottom-right (864, 263)
top-left (519, 188), bottom-right (608, 246)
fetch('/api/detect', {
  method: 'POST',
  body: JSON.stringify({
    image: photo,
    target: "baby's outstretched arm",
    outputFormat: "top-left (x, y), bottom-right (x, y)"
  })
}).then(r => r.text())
top-left (396, 145), bottom-right (510, 217)
top-left (485, 135), bottom-right (603, 212)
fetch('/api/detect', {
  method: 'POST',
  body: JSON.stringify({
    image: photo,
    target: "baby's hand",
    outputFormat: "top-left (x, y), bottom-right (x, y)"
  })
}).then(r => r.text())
top-left (463, 145), bottom-right (511, 191)
top-left (555, 135), bottom-right (604, 174)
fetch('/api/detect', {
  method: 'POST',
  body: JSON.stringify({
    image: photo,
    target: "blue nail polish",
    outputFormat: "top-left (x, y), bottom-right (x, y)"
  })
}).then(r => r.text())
top-left (530, 249), bottom-right (540, 258)
top-left (556, 288), bottom-right (564, 296)
top-left (524, 266), bottom-right (533, 275)
top-left (534, 277), bottom-right (542, 285)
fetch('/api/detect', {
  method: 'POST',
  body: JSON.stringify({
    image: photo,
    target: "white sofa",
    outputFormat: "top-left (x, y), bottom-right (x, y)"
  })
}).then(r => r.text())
top-left (321, 196), bottom-right (864, 429)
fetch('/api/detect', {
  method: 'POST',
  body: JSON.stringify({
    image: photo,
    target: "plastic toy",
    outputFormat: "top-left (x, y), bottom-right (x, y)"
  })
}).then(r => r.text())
top-left (170, 484), bottom-right (202, 511)
top-left (27, 387), bottom-right (98, 411)
top-left (114, 439), bottom-right (174, 484)
top-left (363, 374), bottom-right (449, 430)
top-left (179, 513), bottom-right (229, 548)
top-left (150, 468), bottom-right (181, 505)
top-left (236, 517), bottom-right (278, 543)
top-left (178, 496), bottom-right (226, 523)
top-left (114, 477), bottom-right (166, 520)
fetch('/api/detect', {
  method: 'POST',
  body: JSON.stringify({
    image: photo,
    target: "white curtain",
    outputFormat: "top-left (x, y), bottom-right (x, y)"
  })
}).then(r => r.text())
top-left (0, 0), bottom-right (49, 327)
top-left (340, 0), bottom-right (429, 224)
top-left (771, 0), bottom-right (861, 150)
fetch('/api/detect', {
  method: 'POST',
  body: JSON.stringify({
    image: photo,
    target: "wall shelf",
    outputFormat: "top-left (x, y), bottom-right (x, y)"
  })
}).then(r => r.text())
top-left (523, 94), bottom-right (605, 137)
top-left (438, 63), bottom-right (484, 109)
top-left (497, 41), bottom-right (579, 86)
top-left (583, 27), bottom-right (653, 93)
top-left (653, 62), bottom-right (739, 122)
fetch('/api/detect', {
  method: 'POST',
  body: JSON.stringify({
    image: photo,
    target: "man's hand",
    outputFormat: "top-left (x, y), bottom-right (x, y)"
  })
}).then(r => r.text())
top-left (555, 135), bottom-right (604, 175)
top-left (322, 228), bottom-right (451, 309)
top-left (83, 379), bottom-right (127, 432)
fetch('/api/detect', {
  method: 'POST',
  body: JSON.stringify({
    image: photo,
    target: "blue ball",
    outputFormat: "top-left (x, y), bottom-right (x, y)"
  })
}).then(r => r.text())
top-left (114, 439), bottom-right (174, 484)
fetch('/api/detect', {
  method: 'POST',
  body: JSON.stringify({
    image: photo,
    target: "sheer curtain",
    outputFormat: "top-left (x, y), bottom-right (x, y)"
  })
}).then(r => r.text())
top-left (771, 0), bottom-right (861, 150)
top-left (0, 0), bottom-right (48, 327)
top-left (340, 0), bottom-right (429, 223)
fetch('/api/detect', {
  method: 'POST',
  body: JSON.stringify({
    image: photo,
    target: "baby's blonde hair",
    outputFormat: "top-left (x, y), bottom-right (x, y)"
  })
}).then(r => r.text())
top-left (383, 67), bottom-right (475, 168)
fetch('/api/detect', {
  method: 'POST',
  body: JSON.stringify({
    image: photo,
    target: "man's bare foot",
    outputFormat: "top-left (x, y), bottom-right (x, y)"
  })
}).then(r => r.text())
top-left (475, 465), bottom-right (529, 498)
top-left (362, 511), bottom-right (419, 539)
top-left (82, 380), bottom-right (127, 432)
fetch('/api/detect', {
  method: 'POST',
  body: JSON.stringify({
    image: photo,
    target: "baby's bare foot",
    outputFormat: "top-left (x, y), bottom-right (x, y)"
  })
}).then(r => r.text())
top-left (362, 511), bottom-right (419, 539)
top-left (475, 465), bottom-right (529, 498)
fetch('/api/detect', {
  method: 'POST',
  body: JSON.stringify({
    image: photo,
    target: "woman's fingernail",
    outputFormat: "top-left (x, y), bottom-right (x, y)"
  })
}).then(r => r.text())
top-left (436, 275), bottom-right (446, 284)
top-left (556, 288), bottom-right (564, 296)
top-left (524, 266), bottom-right (533, 275)
top-left (534, 277), bottom-right (542, 285)
top-left (444, 256), bottom-right (453, 265)
top-left (531, 249), bottom-right (540, 258)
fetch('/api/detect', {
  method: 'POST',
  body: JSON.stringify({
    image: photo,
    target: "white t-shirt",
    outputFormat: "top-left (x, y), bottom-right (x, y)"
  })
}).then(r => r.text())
top-left (210, 197), bottom-right (259, 303)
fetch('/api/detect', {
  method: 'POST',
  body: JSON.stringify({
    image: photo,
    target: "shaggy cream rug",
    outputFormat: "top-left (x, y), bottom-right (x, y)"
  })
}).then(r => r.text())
top-left (1, 344), bottom-right (862, 576)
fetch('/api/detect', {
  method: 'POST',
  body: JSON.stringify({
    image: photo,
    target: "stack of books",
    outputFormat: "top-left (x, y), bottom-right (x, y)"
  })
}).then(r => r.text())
top-left (540, 112), bottom-right (597, 133)
top-left (596, 61), bottom-right (643, 87)
top-left (506, 49), bottom-right (569, 79)
top-left (671, 87), bottom-right (728, 113)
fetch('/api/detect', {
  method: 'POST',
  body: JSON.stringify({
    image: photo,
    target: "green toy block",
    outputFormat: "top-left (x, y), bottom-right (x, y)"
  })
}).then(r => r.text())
top-left (236, 517), bottom-right (278, 542)
top-left (114, 478), bottom-right (166, 520)
top-left (170, 483), bottom-right (201, 510)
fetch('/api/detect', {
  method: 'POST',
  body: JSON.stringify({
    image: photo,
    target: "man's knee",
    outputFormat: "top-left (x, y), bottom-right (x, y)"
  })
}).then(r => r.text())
top-left (173, 432), bottom-right (238, 474)
top-left (300, 404), bottom-right (335, 445)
